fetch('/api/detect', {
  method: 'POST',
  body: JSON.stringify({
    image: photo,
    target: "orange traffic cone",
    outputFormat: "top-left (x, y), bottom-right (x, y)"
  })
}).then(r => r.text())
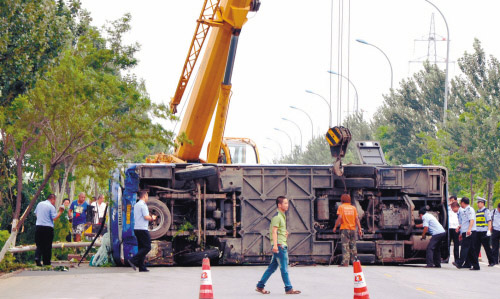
top-left (353, 260), bottom-right (370, 299)
top-left (199, 256), bottom-right (214, 299)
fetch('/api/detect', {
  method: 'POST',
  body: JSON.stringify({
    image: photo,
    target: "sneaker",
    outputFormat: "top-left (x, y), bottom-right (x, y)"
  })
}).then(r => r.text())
top-left (139, 268), bottom-right (149, 272)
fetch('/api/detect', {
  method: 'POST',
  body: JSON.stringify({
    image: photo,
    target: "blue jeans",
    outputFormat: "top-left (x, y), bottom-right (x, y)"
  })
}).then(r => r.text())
top-left (257, 245), bottom-right (293, 292)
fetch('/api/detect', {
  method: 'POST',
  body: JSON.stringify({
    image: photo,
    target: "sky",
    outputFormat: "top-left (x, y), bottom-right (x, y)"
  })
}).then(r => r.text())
top-left (80, 0), bottom-right (500, 163)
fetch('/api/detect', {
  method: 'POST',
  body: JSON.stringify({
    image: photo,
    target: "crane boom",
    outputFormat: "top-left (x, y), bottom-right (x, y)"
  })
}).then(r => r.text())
top-left (172, 0), bottom-right (259, 162)
top-left (169, 0), bottom-right (221, 114)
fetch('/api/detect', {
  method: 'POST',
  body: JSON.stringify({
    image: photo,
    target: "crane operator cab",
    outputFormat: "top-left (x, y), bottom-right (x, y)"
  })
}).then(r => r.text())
top-left (211, 137), bottom-right (260, 164)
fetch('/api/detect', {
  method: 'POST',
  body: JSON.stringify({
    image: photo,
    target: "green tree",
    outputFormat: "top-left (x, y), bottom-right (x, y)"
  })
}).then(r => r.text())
top-left (0, 0), bottom-right (77, 262)
top-left (0, 0), bottom-right (80, 107)
top-left (424, 40), bottom-right (500, 207)
top-left (277, 139), bottom-right (331, 165)
top-left (277, 111), bottom-right (374, 165)
top-left (342, 111), bottom-right (375, 164)
top-left (374, 62), bottom-right (445, 164)
top-left (0, 14), bottom-right (174, 262)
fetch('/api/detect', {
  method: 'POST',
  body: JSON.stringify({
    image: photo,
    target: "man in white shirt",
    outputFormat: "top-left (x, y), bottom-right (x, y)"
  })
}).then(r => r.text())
top-left (416, 207), bottom-right (446, 268)
top-left (448, 196), bottom-right (460, 262)
top-left (91, 195), bottom-right (107, 224)
top-left (453, 197), bottom-right (480, 270)
top-left (34, 194), bottom-right (63, 266)
top-left (491, 203), bottom-right (500, 265)
top-left (128, 191), bottom-right (156, 272)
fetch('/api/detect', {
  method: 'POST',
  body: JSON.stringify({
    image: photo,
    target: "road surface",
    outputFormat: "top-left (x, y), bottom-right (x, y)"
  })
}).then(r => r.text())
top-left (0, 260), bottom-right (498, 298)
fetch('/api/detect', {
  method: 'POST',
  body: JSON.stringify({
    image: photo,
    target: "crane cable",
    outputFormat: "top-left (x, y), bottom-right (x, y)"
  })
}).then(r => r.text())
top-left (173, 68), bottom-right (200, 133)
top-left (347, 0), bottom-right (351, 118)
top-left (337, 0), bottom-right (343, 126)
top-left (329, 0), bottom-right (334, 128)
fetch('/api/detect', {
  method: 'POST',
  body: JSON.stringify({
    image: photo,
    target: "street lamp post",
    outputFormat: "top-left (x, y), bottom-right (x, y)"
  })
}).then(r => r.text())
top-left (327, 71), bottom-right (359, 114)
top-left (305, 90), bottom-right (332, 127)
top-left (265, 137), bottom-right (283, 157)
top-left (274, 128), bottom-right (293, 153)
top-left (282, 117), bottom-right (303, 150)
top-left (290, 105), bottom-right (314, 139)
top-left (262, 146), bottom-right (277, 162)
top-left (425, 0), bottom-right (450, 125)
top-left (356, 39), bottom-right (393, 90)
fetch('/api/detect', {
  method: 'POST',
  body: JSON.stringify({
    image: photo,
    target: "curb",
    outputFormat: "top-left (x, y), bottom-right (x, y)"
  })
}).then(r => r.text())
top-left (0, 268), bottom-right (25, 279)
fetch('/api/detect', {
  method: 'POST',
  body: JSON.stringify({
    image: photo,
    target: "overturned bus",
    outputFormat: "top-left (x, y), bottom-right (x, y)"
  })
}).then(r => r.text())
top-left (109, 141), bottom-right (449, 266)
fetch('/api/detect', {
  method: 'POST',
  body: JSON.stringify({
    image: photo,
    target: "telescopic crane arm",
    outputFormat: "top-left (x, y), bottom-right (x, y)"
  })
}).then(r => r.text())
top-left (169, 0), bottom-right (222, 114)
top-left (168, 0), bottom-right (260, 163)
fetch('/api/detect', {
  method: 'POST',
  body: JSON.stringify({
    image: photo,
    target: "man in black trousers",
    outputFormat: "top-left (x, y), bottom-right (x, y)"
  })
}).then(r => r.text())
top-left (474, 197), bottom-right (495, 266)
top-left (491, 203), bottom-right (500, 265)
top-left (453, 197), bottom-right (480, 270)
top-left (128, 191), bottom-right (156, 272)
top-left (34, 194), bottom-right (63, 266)
top-left (416, 207), bottom-right (446, 268)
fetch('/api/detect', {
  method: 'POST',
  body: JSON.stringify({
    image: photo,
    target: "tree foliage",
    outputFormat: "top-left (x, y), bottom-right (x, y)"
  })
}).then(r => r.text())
top-left (422, 39), bottom-right (500, 207)
top-left (0, 0), bottom-right (80, 107)
top-left (374, 62), bottom-right (445, 164)
top-left (277, 111), bottom-right (374, 165)
top-left (276, 40), bottom-right (499, 208)
top-left (0, 1), bottom-right (175, 262)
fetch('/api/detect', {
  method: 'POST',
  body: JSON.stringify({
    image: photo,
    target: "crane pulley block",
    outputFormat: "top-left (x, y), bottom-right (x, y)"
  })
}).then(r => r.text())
top-left (325, 126), bottom-right (352, 159)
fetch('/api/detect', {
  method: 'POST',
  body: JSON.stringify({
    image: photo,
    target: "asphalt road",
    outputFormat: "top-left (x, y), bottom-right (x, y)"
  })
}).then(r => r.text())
top-left (0, 259), bottom-right (498, 299)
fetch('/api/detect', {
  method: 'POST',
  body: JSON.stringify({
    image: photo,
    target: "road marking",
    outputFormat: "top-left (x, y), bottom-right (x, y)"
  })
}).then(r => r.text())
top-left (384, 274), bottom-right (392, 278)
top-left (416, 287), bottom-right (436, 295)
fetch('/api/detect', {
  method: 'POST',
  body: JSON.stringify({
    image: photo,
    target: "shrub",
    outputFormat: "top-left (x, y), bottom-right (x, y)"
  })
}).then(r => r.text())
top-left (0, 230), bottom-right (26, 273)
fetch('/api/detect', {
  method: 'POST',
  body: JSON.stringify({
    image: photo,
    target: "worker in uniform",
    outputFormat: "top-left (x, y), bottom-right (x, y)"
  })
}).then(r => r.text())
top-left (453, 197), bottom-right (480, 270)
top-left (447, 196), bottom-right (460, 263)
top-left (491, 203), bottom-right (500, 266)
top-left (475, 197), bottom-right (495, 267)
top-left (128, 191), bottom-right (156, 272)
top-left (333, 194), bottom-right (363, 267)
top-left (256, 196), bottom-right (301, 295)
top-left (34, 194), bottom-right (64, 266)
top-left (416, 207), bottom-right (446, 268)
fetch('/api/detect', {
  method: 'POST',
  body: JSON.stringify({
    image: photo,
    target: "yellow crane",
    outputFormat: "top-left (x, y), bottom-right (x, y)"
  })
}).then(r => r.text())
top-left (150, 0), bottom-right (261, 164)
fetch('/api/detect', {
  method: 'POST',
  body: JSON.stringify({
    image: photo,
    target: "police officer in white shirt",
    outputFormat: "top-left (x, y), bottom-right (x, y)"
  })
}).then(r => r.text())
top-left (453, 197), bottom-right (480, 270)
top-left (491, 203), bottom-right (500, 266)
top-left (475, 197), bottom-right (495, 266)
top-left (416, 207), bottom-right (446, 268)
top-left (448, 196), bottom-right (460, 262)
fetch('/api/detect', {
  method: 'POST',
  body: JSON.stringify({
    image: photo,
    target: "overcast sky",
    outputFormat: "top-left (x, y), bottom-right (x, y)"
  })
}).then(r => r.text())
top-left (81, 0), bottom-right (500, 163)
